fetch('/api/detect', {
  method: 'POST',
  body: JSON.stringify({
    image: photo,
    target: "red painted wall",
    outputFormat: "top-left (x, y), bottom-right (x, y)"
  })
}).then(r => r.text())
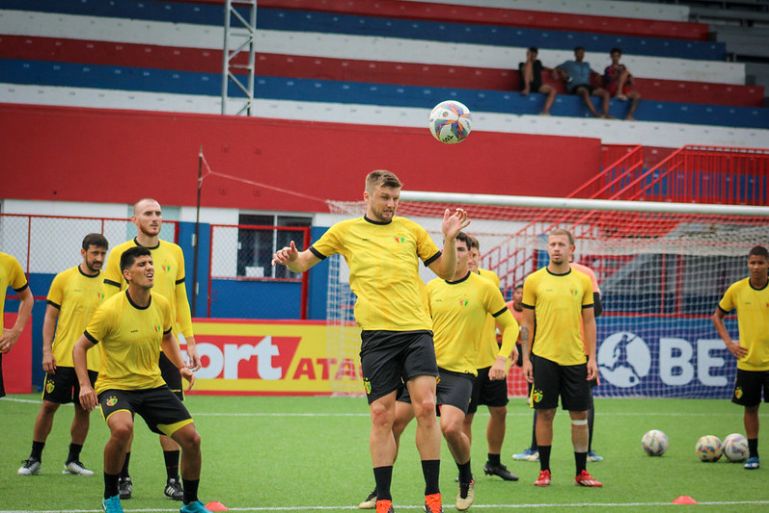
top-left (2, 313), bottom-right (32, 394)
top-left (0, 104), bottom-right (601, 211)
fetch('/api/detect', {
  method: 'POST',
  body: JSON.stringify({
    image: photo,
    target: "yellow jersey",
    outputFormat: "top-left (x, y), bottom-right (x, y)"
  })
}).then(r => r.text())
top-left (427, 272), bottom-right (519, 375)
top-left (311, 216), bottom-right (441, 331)
top-left (0, 252), bottom-right (28, 331)
top-left (103, 238), bottom-right (193, 338)
top-left (84, 290), bottom-right (173, 394)
top-left (476, 268), bottom-right (504, 369)
top-left (47, 266), bottom-right (104, 371)
top-left (522, 266), bottom-right (594, 366)
top-left (718, 278), bottom-right (769, 371)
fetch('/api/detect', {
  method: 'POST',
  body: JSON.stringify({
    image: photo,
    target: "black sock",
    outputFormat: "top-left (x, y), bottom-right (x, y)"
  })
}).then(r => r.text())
top-left (182, 478), bottom-right (199, 504)
top-left (120, 452), bottom-right (131, 478)
top-left (164, 450), bottom-right (180, 481)
top-left (373, 466), bottom-right (393, 501)
top-left (748, 438), bottom-right (759, 459)
top-left (538, 445), bottom-right (552, 471)
top-left (104, 472), bottom-right (120, 499)
top-left (421, 459), bottom-right (440, 495)
top-left (587, 407), bottom-right (595, 452)
top-left (30, 441), bottom-right (45, 461)
top-left (575, 451), bottom-right (587, 474)
top-left (66, 443), bottom-right (83, 464)
top-left (487, 453), bottom-right (501, 465)
top-left (457, 459), bottom-right (472, 484)
top-left (530, 411), bottom-right (538, 451)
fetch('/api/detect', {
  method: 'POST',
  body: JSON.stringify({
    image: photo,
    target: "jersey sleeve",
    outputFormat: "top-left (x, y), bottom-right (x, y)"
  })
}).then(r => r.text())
top-left (414, 225), bottom-right (441, 266)
top-left (84, 302), bottom-right (112, 345)
top-left (46, 271), bottom-right (66, 309)
top-left (521, 274), bottom-right (536, 309)
top-left (309, 224), bottom-right (342, 260)
top-left (173, 246), bottom-right (194, 337)
top-left (718, 284), bottom-right (736, 313)
top-left (7, 256), bottom-right (28, 291)
top-left (494, 309), bottom-right (520, 360)
top-left (102, 247), bottom-right (123, 298)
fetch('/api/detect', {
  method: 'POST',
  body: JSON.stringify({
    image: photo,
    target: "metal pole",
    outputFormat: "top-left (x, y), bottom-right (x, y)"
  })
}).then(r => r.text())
top-left (221, 0), bottom-right (231, 114)
top-left (192, 146), bottom-right (203, 314)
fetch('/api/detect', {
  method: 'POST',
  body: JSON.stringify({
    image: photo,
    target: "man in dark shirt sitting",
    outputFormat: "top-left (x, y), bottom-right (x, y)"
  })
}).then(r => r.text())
top-left (519, 47), bottom-right (557, 116)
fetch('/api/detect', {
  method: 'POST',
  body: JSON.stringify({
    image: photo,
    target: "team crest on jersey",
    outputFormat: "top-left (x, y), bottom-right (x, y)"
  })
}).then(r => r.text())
top-left (96, 291), bottom-right (104, 301)
top-left (45, 378), bottom-right (55, 394)
top-left (153, 324), bottom-right (161, 333)
top-left (458, 298), bottom-right (469, 307)
top-left (735, 387), bottom-right (743, 400)
top-left (393, 235), bottom-right (407, 244)
top-left (570, 288), bottom-right (579, 297)
top-left (106, 395), bottom-right (118, 407)
top-left (161, 262), bottom-right (172, 272)
top-left (363, 378), bottom-right (372, 395)
top-left (531, 388), bottom-right (544, 404)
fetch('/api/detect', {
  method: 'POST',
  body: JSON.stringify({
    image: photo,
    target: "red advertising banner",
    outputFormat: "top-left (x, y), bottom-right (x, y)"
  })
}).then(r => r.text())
top-left (2, 313), bottom-right (32, 394)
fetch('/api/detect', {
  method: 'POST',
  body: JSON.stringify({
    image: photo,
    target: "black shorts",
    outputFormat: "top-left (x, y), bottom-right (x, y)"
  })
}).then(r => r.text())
top-left (468, 366), bottom-right (508, 414)
top-left (159, 351), bottom-right (184, 401)
top-left (99, 386), bottom-right (193, 437)
top-left (399, 368), bottom-right (474, 414)
top-left (360, 330), bottom-right (439, 404)
top-left (569, 83), bottom-right (594, 94)
top-left (531, 354), bottom-right (592, 411)
top-left (732, 369), bottom-right (769, 407)
top-left (42, 367), bottom-right (98, 404)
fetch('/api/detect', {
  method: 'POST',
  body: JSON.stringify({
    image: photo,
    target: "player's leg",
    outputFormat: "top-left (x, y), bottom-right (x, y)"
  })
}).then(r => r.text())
top-left (562, 363), bottom-right (601, 487)
top-left (65, 368), bottom-right (98, 475)
top-left (462, 371), bottom-right (482, 447)
top-left (513, 381), bottom-right (539, 461)
top-left (586, 378), bottom-right (602, 462)
top-left (159, 352), bottom-right (185, 500)
top-left (531, 355), bottom-right (560, 485)
top-left (440, 405), bottom-right (474, 511)
top-left (119, 433), bottom-right (134, 499)
top-left (100, 390), bottom-right (136, 513)
top-left (732, 369), bottom-right (762, 469)
top-left (19, 398), bottom-right (59, 475)
top-left (402, 331), bottom-right (442, 513)
top-left (479, 367), bottom-right (517, 480)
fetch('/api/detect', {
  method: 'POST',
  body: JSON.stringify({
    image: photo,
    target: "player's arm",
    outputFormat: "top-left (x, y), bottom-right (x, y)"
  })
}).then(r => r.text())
top-left (272, 241), bottom-right (322, 273)
top-left (73, 334), bottom-right (98, 411)
top-left (0, 285), bottom-right (34, 353)
top-left (520, 307), bottom-right (535, 383)
top-left (161, 331), bottom-right (195, 391)
top-left (174, 277), bottom-right (200, 370)
top-left (427, 208), bottom-right (470, 279)
top-left (582, 306), bottom-right (597, 380)
top-left (41, 304), bottom-right (60, 373)
top-left (593, 292), bottom-right (603, 317)
top-left (712, 306), bottom-right (746, 359)
top-left (489, 309), bottom-right (520, 380)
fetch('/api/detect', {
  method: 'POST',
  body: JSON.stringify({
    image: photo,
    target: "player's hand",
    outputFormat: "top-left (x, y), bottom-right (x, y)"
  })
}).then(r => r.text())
top-left (185, 340), bottom-right (201, 372)
top-left (586, 358), bottom-right (598, 381)
top-left (0, 328), bottom-right (21, 353)
top-left (509, 344), bottom-right (520, 365)
top-left (489, 357), bottom-right (507, 380)
top-left (42, 351), bottom-right (56, 373)
top-left (441, 208), bottom-right (471, 240)
top-left (272, 240), bottom-right (299, 266)
top-left (522, 359), bottom-right (533, 383)
top-left (727, 340), bottom-right (747, 359)
top-left (79, 385), bottom-right (98, 412)
top-left (181, 367), bottom-right (196, 391)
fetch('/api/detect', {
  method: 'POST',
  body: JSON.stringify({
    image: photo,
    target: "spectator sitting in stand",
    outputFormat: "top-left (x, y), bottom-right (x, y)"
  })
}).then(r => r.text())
top-left (556, 47), bottom-right (611, 119)
top-left (519, 47), bottom-right (557, 116)
top-left (604, 48), bottom-right (641, 121)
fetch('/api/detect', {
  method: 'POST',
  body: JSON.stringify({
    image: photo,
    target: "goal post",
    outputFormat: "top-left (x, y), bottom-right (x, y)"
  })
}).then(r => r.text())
top-left (325, 192), bottom-right (769, 398)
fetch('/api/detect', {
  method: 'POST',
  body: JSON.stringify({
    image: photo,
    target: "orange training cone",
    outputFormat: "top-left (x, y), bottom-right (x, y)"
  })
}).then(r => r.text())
top-left (205, 501), bottom-right (229, 512)
top-left (672, 496), bottom-right (697, 505)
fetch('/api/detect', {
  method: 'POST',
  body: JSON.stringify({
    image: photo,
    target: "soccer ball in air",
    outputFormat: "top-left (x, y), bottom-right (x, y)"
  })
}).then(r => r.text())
top-left (695, 435), bottom-right (722, 462)
top-left (428, 100), bottom-right (472, 144)
top-left (722, 433), bottom-right (749, 462)
top-left (641, 429), bottom-right (668, 456)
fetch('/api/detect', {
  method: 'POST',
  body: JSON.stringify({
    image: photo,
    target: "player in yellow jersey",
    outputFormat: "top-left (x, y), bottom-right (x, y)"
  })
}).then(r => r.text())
top-left (73, 246), bottom-right (211, 513)
top-left (713, 245), bottom-right (769, 470)
top-left (0, 252), bottom-right (34, 398)
top-left (18, 234), bottom-right (108, 477)
top-left (102, 198), bottom-right (200, 500)
top-left (462, 236), bottom-right (519, 481)
top-left (520, 229), bottom-right (602, 487)
top-left (273, 170), bottom-right (469, 513)
top-left (357, 232), bottom-right (519, 511)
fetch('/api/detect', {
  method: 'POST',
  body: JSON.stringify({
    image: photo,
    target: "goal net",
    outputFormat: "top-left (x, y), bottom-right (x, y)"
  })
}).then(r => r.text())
top-left (325, 192), bottom-right (769, 398)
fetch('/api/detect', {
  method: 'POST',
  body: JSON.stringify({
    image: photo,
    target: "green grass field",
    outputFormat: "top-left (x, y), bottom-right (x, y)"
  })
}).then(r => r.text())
top-left (1, 394), bottom-right (768, 512)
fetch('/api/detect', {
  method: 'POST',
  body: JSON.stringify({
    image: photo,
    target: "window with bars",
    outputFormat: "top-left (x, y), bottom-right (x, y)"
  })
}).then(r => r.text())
top-left (236, 214), bottom-right (312, 280)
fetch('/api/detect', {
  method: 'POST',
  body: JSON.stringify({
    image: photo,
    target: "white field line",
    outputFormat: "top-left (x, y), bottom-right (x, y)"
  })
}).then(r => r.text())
top-left (3, 500), bottom-right (769, 512)
top-left (1, 397), bottom-right (766, 418)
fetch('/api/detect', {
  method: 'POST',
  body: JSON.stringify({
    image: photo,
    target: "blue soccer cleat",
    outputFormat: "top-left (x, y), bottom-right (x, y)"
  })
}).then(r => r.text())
top-left (587, 450), bottom-right (604, 462)
top-left (102, 495), bottom-right (125, 513)
top-left (512, 448), bottom-right (539, 462)
top-left (180, 500), bottom-right (212, 513)
top-left (744, 456), bottom-right (760, 470)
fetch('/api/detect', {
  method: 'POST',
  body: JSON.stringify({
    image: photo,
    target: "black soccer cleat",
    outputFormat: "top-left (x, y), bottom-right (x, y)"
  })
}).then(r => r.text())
top-left (483, 461), bottom-right (519, 481)
top-left (164, 477), bottom-right (184, 501)
top-left (118, 476), bottom-right (133, 500)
